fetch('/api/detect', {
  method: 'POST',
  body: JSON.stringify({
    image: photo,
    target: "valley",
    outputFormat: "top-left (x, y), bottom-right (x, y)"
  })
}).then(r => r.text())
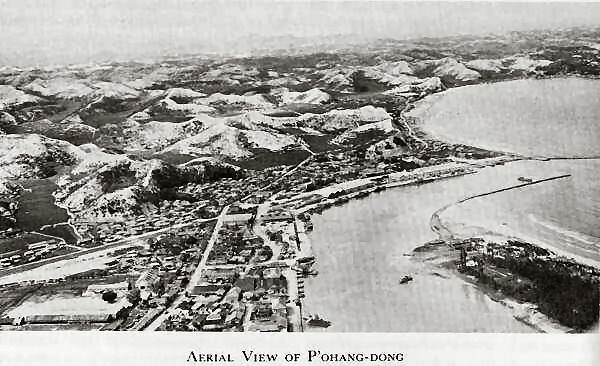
top-left (0, 26), bottom-right (599, 332)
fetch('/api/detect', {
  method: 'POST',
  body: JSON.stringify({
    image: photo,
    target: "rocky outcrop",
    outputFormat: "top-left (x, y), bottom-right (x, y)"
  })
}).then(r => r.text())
top-left (0, 85), bottom-right (42, 111)
top-left (431, 58), bottom-right (481, 82)
top-left (275, 88), bottom-right (331, 105)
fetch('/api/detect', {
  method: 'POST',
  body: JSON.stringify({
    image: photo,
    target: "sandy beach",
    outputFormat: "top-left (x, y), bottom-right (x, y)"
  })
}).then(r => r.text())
top-left (301, 163), bottom-right (554, 332)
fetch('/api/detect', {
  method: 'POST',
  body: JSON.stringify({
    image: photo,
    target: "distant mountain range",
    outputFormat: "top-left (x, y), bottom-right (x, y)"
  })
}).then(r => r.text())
top-left (1, 26), bottom-right (598, 221)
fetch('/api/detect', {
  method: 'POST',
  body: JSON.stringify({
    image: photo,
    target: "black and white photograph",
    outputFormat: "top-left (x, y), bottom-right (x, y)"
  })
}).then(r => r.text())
top-left (0, 0), bottom-right (598, 362)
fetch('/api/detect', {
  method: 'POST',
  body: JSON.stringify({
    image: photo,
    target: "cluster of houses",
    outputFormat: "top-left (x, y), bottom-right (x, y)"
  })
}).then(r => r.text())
top-left (0, 237), bottom-right (64, 268)
top-left (387, 162), bottom-right (475, 185)
top-left (157, 201), bottom-right (294, 332)
top-left (117, 223), bottom-right (216, 329)
top-left (163, 264), bottom-right (289, 332)
top-left (260, 219), bottom-right (299, 261)
top-left (245, 149), bottom-right (431, 207)
top-left (175, 182), bottom-right (245, 218)
top-left (181, 173), bottom-right (281, 216)
top-left (72, 200), bottom-right (210, 246)
top-left (208, 214), bottom-right (265, 266)
top-left (0, 220), bottom-right (215, 330)
top-left (456, 237), bottom-right (599, 279)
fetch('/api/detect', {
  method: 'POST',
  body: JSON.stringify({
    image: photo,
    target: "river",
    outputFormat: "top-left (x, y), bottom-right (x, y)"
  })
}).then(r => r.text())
top-left (302, 77), bottom-right (599, 332)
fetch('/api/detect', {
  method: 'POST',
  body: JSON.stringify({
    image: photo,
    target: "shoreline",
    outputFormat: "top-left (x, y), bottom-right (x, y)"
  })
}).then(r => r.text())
top-left (296, 168), bottom-right (581, 332)
top-left (413, 235), bottom-right (596, 333)
top-left (3, 75), bottom-right (598, 332)
top-left (297, 163), bottom-right (545, 332)
top-left (405, 75), bottom-right (600, 160)
top-left (295, 76), bottom-right (599, 332)
top-left (423, 172), bottom-right (598, 332)
top-left (443, 259), bottom-right (574, 333)
top-left (283, 165), bottom-right (596, 332)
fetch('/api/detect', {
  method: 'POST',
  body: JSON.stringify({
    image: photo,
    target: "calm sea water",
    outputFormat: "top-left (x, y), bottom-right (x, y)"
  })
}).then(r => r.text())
top-left (442, 160), bottom-right (600, 266)
top-left (416, 77), bottom-right (600, 265)
top-left (303, 78), bottom-right (599, 332)
top-left (414, 78), bottom-right (600, 158)
top-left (303, 167), bottom-right (538, 332)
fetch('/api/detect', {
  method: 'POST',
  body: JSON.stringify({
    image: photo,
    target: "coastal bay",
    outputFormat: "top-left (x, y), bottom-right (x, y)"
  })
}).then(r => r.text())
top-left (412, 77), bottom-right (600, 158)
top-left (303, 162), bottom-right (550, 332)
top-left (302, 77), bottom-right (599, 332)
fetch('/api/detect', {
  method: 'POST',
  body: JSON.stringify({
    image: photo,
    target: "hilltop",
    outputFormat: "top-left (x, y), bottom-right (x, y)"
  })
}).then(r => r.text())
top-left (0, 26), bottom-right (598, 224)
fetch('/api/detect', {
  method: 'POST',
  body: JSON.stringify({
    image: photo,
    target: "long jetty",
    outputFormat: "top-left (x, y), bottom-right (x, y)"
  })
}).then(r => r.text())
top-left (456, 174), bottom-right (571, 204)
top-left (430, 173), bottom-right (572, 240)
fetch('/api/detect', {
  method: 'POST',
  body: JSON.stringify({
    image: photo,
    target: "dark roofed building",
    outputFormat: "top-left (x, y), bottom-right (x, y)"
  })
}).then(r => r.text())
top-left (234, 276), bottom-right (256, 292)
top-left (192, 282), bottom-right (222, 296)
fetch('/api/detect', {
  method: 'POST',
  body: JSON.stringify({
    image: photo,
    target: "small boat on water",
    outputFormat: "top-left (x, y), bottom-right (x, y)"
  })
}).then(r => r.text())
top-left (301, 268), bottom-right (318, 276)
top-left (399, 275), bottom-right (413, 285)
top-left (297, 256), bottom-right (315, 264)
top-left (374, 185), bottom-right (386, 192)
top-left (304, 313), bottom-right (331, 328)
top-left (517, 176), bottom-right (533, 183)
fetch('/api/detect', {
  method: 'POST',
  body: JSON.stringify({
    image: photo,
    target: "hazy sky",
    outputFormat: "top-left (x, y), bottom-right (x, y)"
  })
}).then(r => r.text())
top-left (1, 0), bottom-right (599, 66)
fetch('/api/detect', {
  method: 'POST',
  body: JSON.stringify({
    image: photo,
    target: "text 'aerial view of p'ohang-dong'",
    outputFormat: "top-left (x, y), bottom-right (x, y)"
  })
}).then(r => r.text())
top-left (0, 23), bottom-right (599, 333)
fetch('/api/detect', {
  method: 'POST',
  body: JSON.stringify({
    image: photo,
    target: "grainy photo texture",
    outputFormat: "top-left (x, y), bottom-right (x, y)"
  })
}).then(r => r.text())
top-left (0, 0), bottom-right (598, 333)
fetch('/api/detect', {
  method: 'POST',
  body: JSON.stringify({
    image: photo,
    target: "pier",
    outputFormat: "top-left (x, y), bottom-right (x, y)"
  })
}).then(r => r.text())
top-left (431, 173), bottom-right (572, 240)
top-left (456, 174), bottom-right (571, 204)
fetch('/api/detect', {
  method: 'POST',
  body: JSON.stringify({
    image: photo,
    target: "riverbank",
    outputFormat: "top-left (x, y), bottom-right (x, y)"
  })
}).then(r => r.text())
top-left (411, 241), bottom-right (575, 333)
top-left (307, 208), bottom-right (532, 331)
top-left (292, 76), bottom-right (600, 332)
top-left (297, 159), bottom-right (578, 332)
top-left (416, 231), bottom-right (599, 333)
top-left (424, 174), bottom-right (599, 332)
top-left (297, 144), bottom-right (600, 332)
top-left (394, 76), bottom-right (600, 332)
